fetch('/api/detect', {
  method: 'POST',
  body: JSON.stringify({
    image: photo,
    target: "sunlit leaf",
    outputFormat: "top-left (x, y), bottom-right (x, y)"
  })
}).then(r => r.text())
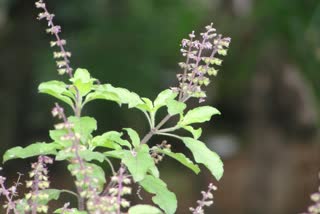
top-left (68, 163), bottom-right (105, 192)
top-left (98, 84), bottom-right (143, 108)
top-left (84, 90), bottom-right (120, 106)
top-left (166, 99), bottom-right (186, 116)
top-left (49, 129), bottom-right (72, 147)
top-left (182, 126), bottom-right (202, 140)
top-left (123, 144), bottom-right (156, 182)
top-left (104, 150), bottom-right (126, 159)
top-left (3, 142), bottom-right (61, 163)
top-left (153, 89), bottom-right (177, 110)
top-left (179, 106), bottom-right (220, 126)
top-left (56, 149), bottom-right (105, 162)
top-left (70, 68), bottom-right (96, 96)
top-left (136, 97), bottom-right (154, 112)
top-left (181, 137), bottom-right (223, 180)
top-left (106, 145), bottom-right (155, 182)
top-left (39, 189), bottom-right (62, 203)
top-left (157, 149), bottom-right (200, 174)
top-left (38, 80), bottom-right (74, 107)
top-left (148, 164), bottom-right (160, 178)
top-left (68, 116), bottom-right (97, 143)
top-left (124, 128), bottom-right (140, 148)
top-left (128, 205), bottom-right (163, 214)
top-left (140, 175), bottom-right (177, 214)
top-left (54, 208), bottom-right (88, 214)
top-left (91, 131), bottom-right (131, 149)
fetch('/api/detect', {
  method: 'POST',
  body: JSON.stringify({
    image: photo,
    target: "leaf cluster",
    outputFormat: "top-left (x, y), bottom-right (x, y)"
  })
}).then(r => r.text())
top-left (3, 67), bottom-right (223, 213)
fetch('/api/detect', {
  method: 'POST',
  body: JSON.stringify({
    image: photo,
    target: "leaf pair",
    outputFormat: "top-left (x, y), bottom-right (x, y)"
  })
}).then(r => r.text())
top-left (38, 68), bottom-right (143, 111)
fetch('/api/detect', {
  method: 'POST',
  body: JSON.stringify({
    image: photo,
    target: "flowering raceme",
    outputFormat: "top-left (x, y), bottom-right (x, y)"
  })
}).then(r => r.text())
top-left (35, 0), bottom-right (73, 76)
top-left (174, 23), bottom-right (231, 103)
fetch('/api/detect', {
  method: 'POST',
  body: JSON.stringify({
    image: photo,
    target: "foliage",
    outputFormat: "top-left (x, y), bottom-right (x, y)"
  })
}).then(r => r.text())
top-left (0, 0), bottom-right (230, 213)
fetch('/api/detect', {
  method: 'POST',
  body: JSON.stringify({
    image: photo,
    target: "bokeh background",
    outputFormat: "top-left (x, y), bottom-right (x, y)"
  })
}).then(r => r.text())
top-left (1, 0), bottom-right (320, 213)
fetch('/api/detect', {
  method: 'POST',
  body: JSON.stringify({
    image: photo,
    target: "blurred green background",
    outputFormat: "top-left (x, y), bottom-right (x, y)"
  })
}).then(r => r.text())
top-left (1, 0), bottom-right (320, 213)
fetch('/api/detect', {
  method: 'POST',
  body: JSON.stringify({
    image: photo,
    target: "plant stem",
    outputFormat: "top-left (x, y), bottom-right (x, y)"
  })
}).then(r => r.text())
top-left (60, 189), bottom-right (79, 199)
top-left (74, 89), bottom-right (82, 117)
top-left (157, 126), bottom-right (180, 133)
top-left (140, 91), bottom-right (192, 145)
top-left (156, 132), bottom-right (181, 139)
top-left (140, 114), bottom-right (172, 145)
top-left (142, 111), bottom-right (153, 129)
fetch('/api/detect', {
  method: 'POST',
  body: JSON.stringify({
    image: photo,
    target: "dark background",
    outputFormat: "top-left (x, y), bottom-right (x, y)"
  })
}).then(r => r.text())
top-left (1, 0), bottom-right (320, 213)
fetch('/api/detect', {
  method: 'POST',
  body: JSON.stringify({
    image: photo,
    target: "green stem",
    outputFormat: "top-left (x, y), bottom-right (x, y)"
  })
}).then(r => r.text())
top-left (150, 111), bottom-right (156, 128)
top-left (156, 132), bottom-right (181, 139)
top-left (104, 157), bottom-right (116, 175)
top-left (140, 93), bottom-right (190, 145)
top-left (74, 89), bottom-right (82, 117)
top-left (142, 111), bottom-right (153, 129)
top-left (157, 126), bottom-right (180, 133)
top-left (140, 114), bottom-right (172, 145)
top-left (60, 189), bottom-right (80, 199)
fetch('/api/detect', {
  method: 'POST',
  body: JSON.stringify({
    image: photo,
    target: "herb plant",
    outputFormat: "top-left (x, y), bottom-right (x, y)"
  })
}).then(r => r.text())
top-left (0, 0), bottom-right (231, 213)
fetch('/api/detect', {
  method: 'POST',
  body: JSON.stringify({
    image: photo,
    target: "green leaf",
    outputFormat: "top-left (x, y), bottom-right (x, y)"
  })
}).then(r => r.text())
top-left (124, 128), bottom-right (140, 148)
top-left (183, 126), bottom-right (202, 140)
top-left (56, 149), bottom-right (105, 162)
top-left (128, 205), bottom-right (163, 214)
top-left (3, 142), bottom-right (60, 163)
top-left (148, 164), bottom-right (160, 178)
top-left (153, 89), bottom-right (177, 110)
top-left (166, 99), bottom-right (186, 116)
top-left (38, 189), bottom-right (62, 203)
top-left (84, 90), bottom-right (120, 106)
top-left (136, 97), bottom-right (154, 112)
top-left (179, 106), bottom-right (220, 126)
top-left (54, 208), bottom-right (88, 214)
top-left (181, 137), bottom-right (223, 180)
top-left (15, 199), bottom-right (28, 214)
top-left (104, 146), bottom-right (158, 179)
top-left (38, 80), bottom-right (74, 107)
top-left (140, 175), bottom-right (177, 214)
top-left (105, 147), bottom-right (156, 182)
top-left (72, 68), bottom-right (91, 82)
top-left (70, 68), bottom-right (96, 96)
top-left (96, 84), bottom-right (143, 108)
top-left (91, 132), bottom-right (122, 150)
top-left (157, 149), bottom-right (200, 174)
top-left (49, 129), bottom-right (72, 147)
top-left (68, 116), bottom-right (97, 143)
top-left (50, 129), bottom-right (67, 142)
top-left (68, 163), bottom-right (106, 192)
top-left (104, 150), bottom-right (125, 159)
top-left (122, 144), bottom-right (156, 182)
top-left (91, 131), bottom-right (131, 149)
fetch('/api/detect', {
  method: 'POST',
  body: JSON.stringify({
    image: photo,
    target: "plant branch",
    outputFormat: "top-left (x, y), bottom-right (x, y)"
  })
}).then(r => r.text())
top-left (157, 126), bottom-right (180, 133)
top-left (142, 111), bottom-right (153, 129)
top-left (156, 132), bottom-right (181, 139)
